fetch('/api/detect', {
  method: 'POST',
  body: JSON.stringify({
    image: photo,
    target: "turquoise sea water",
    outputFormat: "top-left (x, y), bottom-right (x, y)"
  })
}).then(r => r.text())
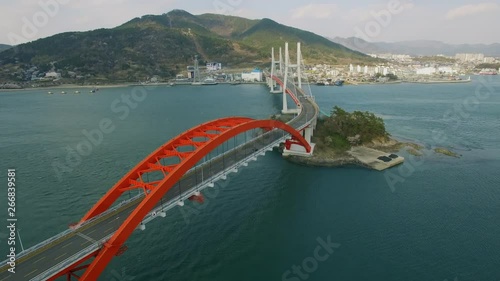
top-left (0, 77), bottom-right (499, 281)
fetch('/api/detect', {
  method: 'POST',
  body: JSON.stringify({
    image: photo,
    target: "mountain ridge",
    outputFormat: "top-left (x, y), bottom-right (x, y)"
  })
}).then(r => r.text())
top-left (331, 37), bottom-right (500, 56)
top-left (0, 10), bottom-right (372, 83)
top-left (0, 44), bottom-right (10, 52)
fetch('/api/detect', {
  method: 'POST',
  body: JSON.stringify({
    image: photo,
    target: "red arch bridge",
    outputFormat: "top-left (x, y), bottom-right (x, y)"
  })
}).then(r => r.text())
top-left (0, 71), bottom-right (318, 280)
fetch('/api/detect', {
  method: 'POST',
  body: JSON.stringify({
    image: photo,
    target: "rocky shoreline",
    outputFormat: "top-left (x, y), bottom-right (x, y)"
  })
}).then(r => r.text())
top-left (283, 136), bottom-right (460, 169)
top-left (286, 153), bottom-right (361, 168)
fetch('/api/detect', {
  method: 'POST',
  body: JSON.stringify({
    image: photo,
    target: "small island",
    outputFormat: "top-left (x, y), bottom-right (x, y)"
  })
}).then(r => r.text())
top-left (284, 106), bottom-right (403, 170)
top-left (283, 106), bottom-right (460, 170)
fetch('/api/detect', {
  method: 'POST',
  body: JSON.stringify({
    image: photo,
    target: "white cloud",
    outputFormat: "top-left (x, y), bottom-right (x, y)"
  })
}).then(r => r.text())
top-left (446, 2), bottom-right (500, 20)
top-left (291, 4), bottom-right (338, 19)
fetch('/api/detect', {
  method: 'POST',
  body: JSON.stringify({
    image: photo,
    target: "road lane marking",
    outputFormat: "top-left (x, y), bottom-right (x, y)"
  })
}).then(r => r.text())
top-left (107, 216), bottom-right (120, 224)
top-left (105, 227), bottom-right (114, 233)
top-left (0, 275), bottom-right (11, 280)
top-left (55, 253), bottom-right (67, 260)
top-left (62, 242), bottom-right (73, 248)
top-left (87, 228), bottom-right (97, 235)
top-left (77, 232), bottom-right (97, 244)
top-left (24, 269), bottom-right (38, 278)
top-left (34, 256), bottom-right (46, 264)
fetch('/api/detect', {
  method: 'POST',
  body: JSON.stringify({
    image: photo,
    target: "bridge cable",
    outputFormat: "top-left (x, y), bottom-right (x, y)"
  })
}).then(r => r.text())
top-left (233, 137), bottom-right (236, 163)
top-left (177, 180), bottom-right (181, 200)
top-left (195, 162), bottom-right (198, 186)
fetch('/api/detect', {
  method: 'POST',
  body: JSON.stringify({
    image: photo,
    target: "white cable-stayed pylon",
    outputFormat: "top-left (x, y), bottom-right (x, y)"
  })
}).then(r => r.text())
top-left (297, 43), bottom-right (314, 99)
top-left (282, 42), bottom-right (289, 113)
top-left (281, 42), bottom-right (307, 114)
top-left (279, 47), bottom-right (283, 76)
top-left (270, 47), bottom-right (283, 92)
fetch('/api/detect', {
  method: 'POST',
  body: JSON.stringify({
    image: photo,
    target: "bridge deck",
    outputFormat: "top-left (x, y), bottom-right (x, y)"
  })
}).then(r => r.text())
top-left (0, 75), bottom-right (318, 281)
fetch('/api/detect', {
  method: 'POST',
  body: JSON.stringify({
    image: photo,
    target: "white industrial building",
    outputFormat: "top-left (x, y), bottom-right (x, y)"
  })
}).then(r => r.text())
top-left (241, 68), bottom-right (263, 82)
top-left (206, 62), bottom-right (222, 71)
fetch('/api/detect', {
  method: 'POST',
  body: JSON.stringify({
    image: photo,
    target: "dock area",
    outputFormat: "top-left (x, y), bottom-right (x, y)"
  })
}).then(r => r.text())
top-left (348, 146), bottom-right (404, 171)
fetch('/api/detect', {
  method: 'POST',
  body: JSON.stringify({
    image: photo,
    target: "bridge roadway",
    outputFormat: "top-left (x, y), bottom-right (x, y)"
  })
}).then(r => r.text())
top-left (0, 81), bottom-right (317, 281)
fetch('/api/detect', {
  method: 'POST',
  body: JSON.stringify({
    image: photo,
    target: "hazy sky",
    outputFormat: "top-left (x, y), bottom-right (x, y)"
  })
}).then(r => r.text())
top-left (1, 0), bottom-right (499, 45)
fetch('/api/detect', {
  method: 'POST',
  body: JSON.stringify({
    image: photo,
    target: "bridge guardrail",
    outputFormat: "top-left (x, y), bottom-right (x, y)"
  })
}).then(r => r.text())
top-left (8, 75), bottom-right (319, 279)
top-left (31, 234), bottom-right (113, 281)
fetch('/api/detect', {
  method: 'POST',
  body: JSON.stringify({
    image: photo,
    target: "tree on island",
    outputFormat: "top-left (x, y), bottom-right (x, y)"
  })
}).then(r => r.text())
top-left (315, 106), bottom-right (389, 152)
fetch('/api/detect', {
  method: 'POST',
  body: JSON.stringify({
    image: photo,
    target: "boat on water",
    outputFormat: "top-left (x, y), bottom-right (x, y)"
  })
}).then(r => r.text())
top-left (169, 82), bottom-right (175, 86)
top-left (74, 90), bottom-right (80, 94)
top-left (201, 78), bottom-right (218, 85)
top-left (90, 88), bottom-right (99, 93)
top-left (479, 68), bottom-right (498, 75)
top-left (47, 91), bottom-right (53, 95)
top-left (61, 91), bottom-right (66, 94)
top-left (334, 79), bottom-right (345, 86)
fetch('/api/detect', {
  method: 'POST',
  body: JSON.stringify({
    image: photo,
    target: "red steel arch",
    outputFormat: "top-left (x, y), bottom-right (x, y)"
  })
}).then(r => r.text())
top-left (271, 75), bottom-right (301, 106)
top-left (77, 117), bottom-right (311, 280)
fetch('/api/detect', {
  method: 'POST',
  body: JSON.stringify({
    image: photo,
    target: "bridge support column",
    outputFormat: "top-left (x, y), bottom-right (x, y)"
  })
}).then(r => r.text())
top-left (297, 42), bottom-right (302, 89)
top-left (279, 47), bottom-right (283, 76)
top-left (270, 47), bottom-right (276, 90)
top-left (303, 126), bottom-right (313, 144)
top-left (271, 83), bottom-right (281, 93)
top-left (282, 140), bottom-right (315, 157)
top-left (282, 42), bottom-right (289, 114)
top-left (282, 124), bottom-right (315, 157)
top-left (269, 47), bottom-right (282, 93)
top-left (280, 42), bottom-right (301, 114)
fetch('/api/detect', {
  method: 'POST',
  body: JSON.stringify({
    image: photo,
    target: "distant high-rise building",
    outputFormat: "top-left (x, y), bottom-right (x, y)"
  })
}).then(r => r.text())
top-left (483, 57), bottom-right (496, 63)
top-left (455, 53), bottom-right (485, 62)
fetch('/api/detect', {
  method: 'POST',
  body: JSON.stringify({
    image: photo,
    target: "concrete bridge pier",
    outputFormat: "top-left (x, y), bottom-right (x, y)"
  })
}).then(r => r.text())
top-left (282, 125), bottom-right (315, 157)
top-left (267, 77), bottom-right (281, 93)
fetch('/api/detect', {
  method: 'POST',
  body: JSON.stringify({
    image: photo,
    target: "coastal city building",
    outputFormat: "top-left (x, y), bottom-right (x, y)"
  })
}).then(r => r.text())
top-left (416, 67), bottom-right (437, 75)
top-left (241, 68), bottom-right (263, 82)
top-left (45, 71), bottom-right (61, 80)
top-left (206, 62), bottom-right (222, 71)
top-left (455, 53), bottom-right (485, 62)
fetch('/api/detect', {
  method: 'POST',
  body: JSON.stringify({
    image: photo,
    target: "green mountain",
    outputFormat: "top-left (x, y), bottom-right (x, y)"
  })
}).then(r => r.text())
top-left (0, 10), bottom-right (372, 83)
top-left (0, 44), bottom-right (11, 52)
top-left (234, 18), bottom-right (369, 64)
